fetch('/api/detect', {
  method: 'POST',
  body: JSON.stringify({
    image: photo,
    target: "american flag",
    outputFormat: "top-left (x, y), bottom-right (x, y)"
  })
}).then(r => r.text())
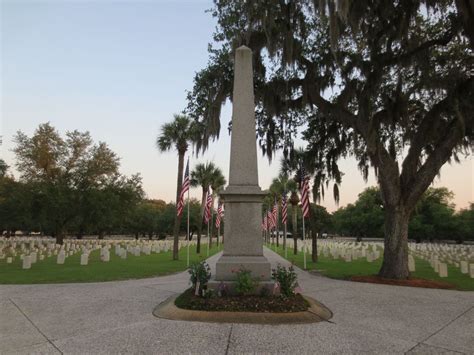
top-left (215, 202), bottom-right (224, 229)
top-left (261, 213), bottom-right (268, 231)
top-left (282, 191), bottom-right (288, 225)
top-left (204, 188), bottom-right (213, 224)
top-left (300, 162), bottom-right (310, 218)
top-left (176, 158), bottom-right (190, 217)
top-left (272, 197), bottom-right (278, 227)
top-left (267, 210), bottom-right (275, 229)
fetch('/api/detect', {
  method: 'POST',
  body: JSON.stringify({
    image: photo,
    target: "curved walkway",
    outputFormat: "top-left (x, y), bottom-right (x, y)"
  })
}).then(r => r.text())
top-left (1, 248), bottom-right (473, 354)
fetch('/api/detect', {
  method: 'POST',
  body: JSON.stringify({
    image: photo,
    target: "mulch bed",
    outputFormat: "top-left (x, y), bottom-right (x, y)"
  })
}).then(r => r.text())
top-left (175, 288), bottom-right (310, 313)
top-left (350, 275), bottom-right (456, 289)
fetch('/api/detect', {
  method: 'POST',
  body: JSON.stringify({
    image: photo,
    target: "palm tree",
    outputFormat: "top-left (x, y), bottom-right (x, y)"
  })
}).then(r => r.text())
top-left (289, 188), bottom-right (300, 255)
top-left (269, 173), bottom-right (298, 251)
top-left (156, 114), bottom-right (197, 260)
top-left (210, 172), bottom-right (226, 247)
top-left (281, 148), bottom-right (326, 262)
top-left (191, 162), bottom-right (225, 253)
top-left (280, 150), bottom-right (306, 256)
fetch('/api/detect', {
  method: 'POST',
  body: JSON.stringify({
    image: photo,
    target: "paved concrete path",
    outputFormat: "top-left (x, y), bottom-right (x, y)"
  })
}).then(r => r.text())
top-left (1, 248), bottom-right (473, 354)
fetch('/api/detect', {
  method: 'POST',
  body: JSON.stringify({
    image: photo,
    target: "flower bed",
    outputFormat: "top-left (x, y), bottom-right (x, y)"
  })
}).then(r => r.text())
top-left (175, 288), bottom-right (309, 313)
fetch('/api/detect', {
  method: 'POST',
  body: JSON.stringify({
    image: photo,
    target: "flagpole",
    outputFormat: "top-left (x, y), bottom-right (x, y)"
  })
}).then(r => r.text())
top-left (284, 221), bottom-right (287, 259)
top-left (302, 216), bottom-right (307, 269)
top-left (273, 227), bottom-right (276, 251)
top-left (276, 203), bottom-right (279, 248)
top-left (207, 222), bottom-right (210, 257)
top-left (186, 188), bottom-right (190, 267)
top-left (210, 201), bottom-right (214, 250)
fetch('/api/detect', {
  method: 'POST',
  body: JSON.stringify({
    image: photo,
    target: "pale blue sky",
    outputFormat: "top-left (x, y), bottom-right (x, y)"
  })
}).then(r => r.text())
top-left (1, 0), bottom-right (472, 211)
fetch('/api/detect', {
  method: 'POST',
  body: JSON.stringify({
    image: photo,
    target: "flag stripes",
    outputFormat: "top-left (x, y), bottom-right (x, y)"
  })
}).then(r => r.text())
top-left (204, 188), bottom-right (213, 224)
top-left (282, 192), bottom-right (288, 225)
top-left (272, 197), bottom-right (278, 228)
top-left (215, 202), bottom-right (224, 229)
top-left (267, 210), bottom-right (275, 229)
top-left (177, 158), bottom-right (190, 217)
top-left (261, 212), bottom-right (268, 231)
top-left (300, 164), bottom-right (310, 218)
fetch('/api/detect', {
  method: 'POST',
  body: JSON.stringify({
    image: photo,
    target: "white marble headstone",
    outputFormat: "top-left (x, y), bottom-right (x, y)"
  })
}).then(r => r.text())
top-left (22, 255), bottom-right (31, 269)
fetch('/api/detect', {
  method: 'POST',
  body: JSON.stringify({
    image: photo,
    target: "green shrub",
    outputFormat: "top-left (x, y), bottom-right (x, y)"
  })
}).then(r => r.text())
top-left (272, 264), bottom-right (298, 297)
top-left (259, 285), bottom-right (271, 297)
top-left (233, 268), bottom-right (257, 296)
top-left (188, 261), bottom-right (211, 296)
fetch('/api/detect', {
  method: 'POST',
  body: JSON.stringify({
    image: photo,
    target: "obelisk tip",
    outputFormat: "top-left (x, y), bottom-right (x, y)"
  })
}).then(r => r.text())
top-left (236, 45), bottom-right (251, 52)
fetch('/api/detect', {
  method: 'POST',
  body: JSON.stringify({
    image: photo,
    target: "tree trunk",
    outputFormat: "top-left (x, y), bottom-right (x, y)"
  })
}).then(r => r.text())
top-left (378, 206), bottom-right (410, 279)
top-left (308, 209), bottom-right (318, 263)
top-left (196, 186), bottom-right (206, 254)
top-left (276, 228), bottom-right (279, 247)
top-left (55, 232), bottom-right (64, 245)
top-left (209, 208), bottom-right (214, 249)
top-left (292, 205), bottom-right (298, 255)
top-left (173, 150), bottom-right (186, 260)
top-left (311, 231), bottom-right (318, 263)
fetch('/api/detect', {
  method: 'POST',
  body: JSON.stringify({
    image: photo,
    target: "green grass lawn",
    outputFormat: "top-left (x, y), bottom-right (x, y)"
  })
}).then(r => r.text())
top-left (266, 243), bottom-right (474, 291)
top-left (0, 244), bottom-right (221, 284)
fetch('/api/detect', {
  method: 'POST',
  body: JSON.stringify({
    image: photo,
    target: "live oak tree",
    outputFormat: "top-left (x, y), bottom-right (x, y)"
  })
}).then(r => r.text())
top-left (0, 159), bottom-right (8, 178)
top-left (187, 1), bottom-right (473, 278)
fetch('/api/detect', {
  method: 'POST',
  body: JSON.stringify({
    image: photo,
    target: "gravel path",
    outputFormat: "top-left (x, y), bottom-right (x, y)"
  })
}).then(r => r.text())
top-left (1, 248), bottom-right (473, 354)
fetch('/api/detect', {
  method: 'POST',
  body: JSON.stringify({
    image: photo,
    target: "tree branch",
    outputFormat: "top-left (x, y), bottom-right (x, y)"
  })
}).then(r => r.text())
top-left (379, 18), bottom-right (462, 67)
top-left (400, 78), bottom-right (473, 199)
top-left (404, 115), bottom-right (465, 210)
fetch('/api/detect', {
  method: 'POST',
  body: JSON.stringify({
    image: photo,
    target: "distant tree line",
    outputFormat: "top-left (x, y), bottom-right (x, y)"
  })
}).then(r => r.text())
top-left (264, 185), bottom-right (473, 245)
top-left (0, 123), bottom-right (208, 244)
top-left (331, 187), bottom-right (473, 243)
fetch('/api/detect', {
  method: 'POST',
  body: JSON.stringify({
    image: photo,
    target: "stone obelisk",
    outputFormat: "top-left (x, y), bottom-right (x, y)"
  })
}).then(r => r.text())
top-left (214, 45), bottom-right (272, 284)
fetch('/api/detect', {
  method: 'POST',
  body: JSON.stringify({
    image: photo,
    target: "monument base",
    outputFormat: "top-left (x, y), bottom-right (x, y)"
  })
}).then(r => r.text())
top-left (215, 255), bottom-right (272, 280)
top-left (207, 280), bottom-right (277, 296)
top-left (210, 255), bottom-right (275, 295)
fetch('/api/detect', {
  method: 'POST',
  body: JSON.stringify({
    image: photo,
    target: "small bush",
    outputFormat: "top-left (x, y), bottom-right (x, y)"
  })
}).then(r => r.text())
top-left (233, 268), bottom-right (257, 296)
top-left (272, 264), bottom-right (298, 297)
top-left (259, 285), bottom-right (271, 297)
top-left (217, 282), bottom-right (229, 297)
top-left (188, 261), bottom-right (211, 297)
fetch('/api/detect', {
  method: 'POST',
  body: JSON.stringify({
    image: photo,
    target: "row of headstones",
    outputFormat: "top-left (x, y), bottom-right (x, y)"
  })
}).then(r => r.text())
top-left (291, 240), bottom-right (474, 278)
top-left (14, 239), bottom-right (196, 269)
top-left (0, 237), bottom-right (172, 257)
top-left (409, 243), bottom-right (474, 262)
top-left (0, 237), bottom-right (176, 256)
top-left (315, 241), bottom-right (383, 263)
top-left (411, 242), bottom-right (473, 255)
top-left (413, 251), bottom-right (474, 278)
top-left (408, 243), bottom-right (474, 278)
